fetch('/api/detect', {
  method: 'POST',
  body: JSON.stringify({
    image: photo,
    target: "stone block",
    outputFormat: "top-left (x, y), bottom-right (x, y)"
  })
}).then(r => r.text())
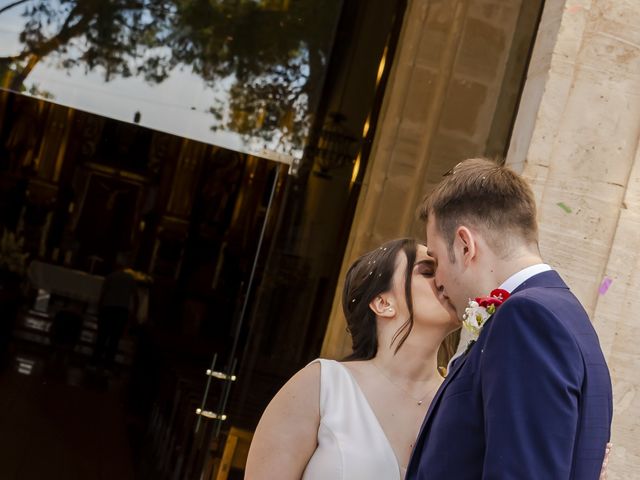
top-left (415, 0), bottom-right (456, 68)
top-left (455, 17), bottom-right (506, 82)
top-left (401, 66), bottom-right (439, 126)
top-left (440, 78), bottom-right (488, 136)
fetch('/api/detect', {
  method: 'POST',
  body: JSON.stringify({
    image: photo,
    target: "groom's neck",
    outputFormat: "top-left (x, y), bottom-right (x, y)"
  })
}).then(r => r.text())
top-left (486, 248), bottom-right (544, 289)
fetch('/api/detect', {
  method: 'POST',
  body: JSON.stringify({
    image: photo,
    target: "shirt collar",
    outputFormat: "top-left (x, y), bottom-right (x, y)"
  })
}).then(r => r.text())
top-left (498, 263), bottom-right (552, 293)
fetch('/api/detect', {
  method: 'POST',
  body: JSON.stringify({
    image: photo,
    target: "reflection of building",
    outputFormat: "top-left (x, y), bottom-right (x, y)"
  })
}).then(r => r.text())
top-left (0, 0), bottom-right (637, 477)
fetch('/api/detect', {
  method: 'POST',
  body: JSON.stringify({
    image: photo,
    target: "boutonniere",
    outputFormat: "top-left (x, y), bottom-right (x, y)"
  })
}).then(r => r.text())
top-left (462, 288), bottom-right (510, 339)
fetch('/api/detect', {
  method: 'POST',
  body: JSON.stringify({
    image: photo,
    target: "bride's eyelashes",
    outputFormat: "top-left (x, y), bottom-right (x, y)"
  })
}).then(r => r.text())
top-left (414, 260), bottom-right (435, 277)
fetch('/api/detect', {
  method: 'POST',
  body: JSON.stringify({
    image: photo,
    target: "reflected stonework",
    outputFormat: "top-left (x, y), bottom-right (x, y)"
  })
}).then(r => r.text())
top-left (0, 0), bottom-right (343, 158)
top-left (0, 86), bottom-right (298, 376)
top-left (0, 0), bottom-right (406, 477)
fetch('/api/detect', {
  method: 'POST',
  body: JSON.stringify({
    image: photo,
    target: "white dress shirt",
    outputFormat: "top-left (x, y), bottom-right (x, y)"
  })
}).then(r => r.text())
top-left (498, 263), bottom-right (552, 293)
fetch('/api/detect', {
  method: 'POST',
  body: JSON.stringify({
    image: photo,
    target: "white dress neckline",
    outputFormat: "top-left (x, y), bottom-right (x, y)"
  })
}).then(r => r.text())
top-left (301, 359), bottom-right (403, 480)
top-left (336, 361), bottom-right (403, 475)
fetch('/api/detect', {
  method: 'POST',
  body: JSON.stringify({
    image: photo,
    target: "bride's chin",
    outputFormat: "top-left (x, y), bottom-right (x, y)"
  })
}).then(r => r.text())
top-left (413, 315), bottom-right (454, 332)
top-left (441, 298), bottom-right (457, 315)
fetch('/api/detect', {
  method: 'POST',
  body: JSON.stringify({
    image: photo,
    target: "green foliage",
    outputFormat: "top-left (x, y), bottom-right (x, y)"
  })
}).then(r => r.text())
top-left (0, 0), bottom-right (342, 153)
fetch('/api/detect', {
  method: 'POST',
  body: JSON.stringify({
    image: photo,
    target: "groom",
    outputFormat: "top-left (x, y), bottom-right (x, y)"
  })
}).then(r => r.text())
top-left (406, 158), bottom-right (613, 479)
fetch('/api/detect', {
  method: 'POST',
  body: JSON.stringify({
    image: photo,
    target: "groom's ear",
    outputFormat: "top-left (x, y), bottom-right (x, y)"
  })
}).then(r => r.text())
top-left (455, 226), bottom-right (477, 266)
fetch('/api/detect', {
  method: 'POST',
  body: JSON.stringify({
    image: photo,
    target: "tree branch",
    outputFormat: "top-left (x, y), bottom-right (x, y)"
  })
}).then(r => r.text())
top-left (0, 0), bottom-right (29, 17)
top-left (28, 13), bottom-right (92, 60)
top-left (4, 7), bottom-right (94, 89)
top-left (0, 53), bottom-right (27, 70)
top-left (0, 54), bottom-right (23, 63)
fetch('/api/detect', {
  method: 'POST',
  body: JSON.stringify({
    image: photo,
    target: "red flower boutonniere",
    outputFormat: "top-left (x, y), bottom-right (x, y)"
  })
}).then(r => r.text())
top-left (462, 289), bottom-right (510, 338)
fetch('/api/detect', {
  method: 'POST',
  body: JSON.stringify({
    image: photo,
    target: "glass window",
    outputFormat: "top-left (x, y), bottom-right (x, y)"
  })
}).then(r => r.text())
top-left (0, 0), bottom-right (343, 161)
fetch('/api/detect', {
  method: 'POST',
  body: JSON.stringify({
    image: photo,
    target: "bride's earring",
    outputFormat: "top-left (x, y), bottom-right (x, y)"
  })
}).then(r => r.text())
top-left (373, 296), bottom-right (394, 315)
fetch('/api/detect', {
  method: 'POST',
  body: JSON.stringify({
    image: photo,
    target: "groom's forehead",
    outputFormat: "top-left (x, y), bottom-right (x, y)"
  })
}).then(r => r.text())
top-left (425, 241), bottom-right (438, 253)
top-left (425, 215), bottom-right (440, 241)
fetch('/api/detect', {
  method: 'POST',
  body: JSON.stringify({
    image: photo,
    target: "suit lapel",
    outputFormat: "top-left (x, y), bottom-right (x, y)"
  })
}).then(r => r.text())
top-left (423, 347), bottom-right (470, 428)
top-left (407, 347), bottom-right (472, 474)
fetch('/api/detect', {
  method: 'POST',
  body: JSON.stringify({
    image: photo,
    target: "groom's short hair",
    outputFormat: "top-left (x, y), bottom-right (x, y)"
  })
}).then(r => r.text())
top-left (419, 158), bottom-right (538, 259)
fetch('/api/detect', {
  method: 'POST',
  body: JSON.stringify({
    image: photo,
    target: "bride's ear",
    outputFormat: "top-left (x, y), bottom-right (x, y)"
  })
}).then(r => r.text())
top-left (369, 295), bottom-right (395, 318)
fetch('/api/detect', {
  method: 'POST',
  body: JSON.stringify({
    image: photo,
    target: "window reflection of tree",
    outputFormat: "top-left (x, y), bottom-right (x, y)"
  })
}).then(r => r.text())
top-left (0, 0), bottom-right (342, 155)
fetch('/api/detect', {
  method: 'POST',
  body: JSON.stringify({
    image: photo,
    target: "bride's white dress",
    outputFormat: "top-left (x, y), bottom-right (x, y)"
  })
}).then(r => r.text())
top-left (302, 359), bottom-right (402, 480)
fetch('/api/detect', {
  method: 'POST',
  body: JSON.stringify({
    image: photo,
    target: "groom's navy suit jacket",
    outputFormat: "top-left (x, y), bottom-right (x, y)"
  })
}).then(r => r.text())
top-left (406, 271), bottom-right (612, 479)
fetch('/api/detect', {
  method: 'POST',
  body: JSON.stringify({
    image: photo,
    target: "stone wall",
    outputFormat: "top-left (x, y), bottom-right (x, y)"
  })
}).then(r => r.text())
top-left (507, 0), bottom-right (640, 477)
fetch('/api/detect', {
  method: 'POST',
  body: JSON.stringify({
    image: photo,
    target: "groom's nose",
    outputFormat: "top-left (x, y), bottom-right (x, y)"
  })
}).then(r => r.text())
top-left (433, 269), bottom-right (442, 289)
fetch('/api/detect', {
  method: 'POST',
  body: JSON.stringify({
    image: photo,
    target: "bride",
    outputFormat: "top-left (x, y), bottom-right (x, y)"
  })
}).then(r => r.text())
top-left (245, 238), bottom-right (611, 479)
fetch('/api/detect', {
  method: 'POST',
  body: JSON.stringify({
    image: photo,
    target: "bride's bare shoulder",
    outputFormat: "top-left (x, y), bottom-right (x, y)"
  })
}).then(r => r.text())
top-left (269, 361), bottom-right (321, 401)
top-left (246, 362), bottom-right (321, 478)
top-left (339, 359), bottom-right (371, 377)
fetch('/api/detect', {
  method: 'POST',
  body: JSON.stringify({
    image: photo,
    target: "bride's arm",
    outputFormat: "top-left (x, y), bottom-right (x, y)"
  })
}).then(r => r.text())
top-left (245, 362), bottom-right (321, 480)
top-left (599, 442), bottom-right (613, 480)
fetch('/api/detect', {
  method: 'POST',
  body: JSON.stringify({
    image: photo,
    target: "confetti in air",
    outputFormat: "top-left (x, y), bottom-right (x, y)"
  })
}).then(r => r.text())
top-left (598, 276), bottom-right (613, 295)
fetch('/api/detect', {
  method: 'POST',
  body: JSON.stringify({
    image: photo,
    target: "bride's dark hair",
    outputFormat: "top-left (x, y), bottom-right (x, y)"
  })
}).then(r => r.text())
top-left (342, 238), bottom-right (417, 361)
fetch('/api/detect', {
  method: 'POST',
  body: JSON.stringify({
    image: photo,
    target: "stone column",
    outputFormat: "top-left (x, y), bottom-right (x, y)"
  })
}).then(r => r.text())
top-left (506, 0), bottom-right (640, 476)
top-left (321, 0), bottom-right (533, 357)
top-left (321, 0), bottom-right (473, 358)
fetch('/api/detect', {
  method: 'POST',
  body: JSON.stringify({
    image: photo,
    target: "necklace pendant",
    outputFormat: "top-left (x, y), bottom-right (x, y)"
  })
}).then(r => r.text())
top-left (417, 400), bottom-right (423, 405)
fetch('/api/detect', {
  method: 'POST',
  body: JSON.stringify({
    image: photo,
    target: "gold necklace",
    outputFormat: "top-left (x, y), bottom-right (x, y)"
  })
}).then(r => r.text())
top-left (372, 361), bottom-right (439, 406)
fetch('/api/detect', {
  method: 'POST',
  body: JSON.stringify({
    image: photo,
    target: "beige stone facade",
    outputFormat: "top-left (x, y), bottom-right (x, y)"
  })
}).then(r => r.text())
top-left (508, 0), bottom-right (640, 477)
top-left (322, 0), bottom-right (639, 476)
top-left (321, 0), bottom-right (538, 356)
